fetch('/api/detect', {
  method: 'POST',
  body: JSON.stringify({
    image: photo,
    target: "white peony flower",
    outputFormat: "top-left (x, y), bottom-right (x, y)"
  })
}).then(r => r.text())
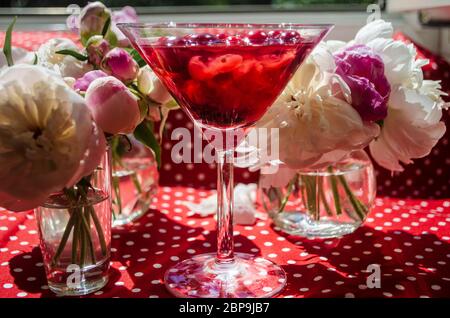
top-left (0, 47), bottom-right (35, 70)
top-left (237, 43), bottom-right (379, 177)
top-left (37, 38), bottom-right (92, 79)
top-left (369, 86), bottom-right (447, 171)
top-left (0, 65), bottom-right (106, 211)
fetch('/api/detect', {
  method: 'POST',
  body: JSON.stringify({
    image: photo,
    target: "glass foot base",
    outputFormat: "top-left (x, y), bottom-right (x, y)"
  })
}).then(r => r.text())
top-left (112, 207), bottom-right (148, 227)
top-left (48, 274), bottom-right (108, 296)
top-left (164, 253), bottom-right (286, 298)
top-left (273, 211), bottom-right (361, 238)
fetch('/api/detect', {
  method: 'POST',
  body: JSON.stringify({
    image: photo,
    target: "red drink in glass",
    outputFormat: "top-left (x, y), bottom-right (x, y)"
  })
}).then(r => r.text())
top-left (135, 32), bottom-right (317, 129)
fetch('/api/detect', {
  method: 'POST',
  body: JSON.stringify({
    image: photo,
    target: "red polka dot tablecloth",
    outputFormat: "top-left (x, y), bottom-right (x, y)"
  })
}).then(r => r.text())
top-left (0, 186), bottom-right (449, 298)
top-left (0, 31), bottom-right (449, 298)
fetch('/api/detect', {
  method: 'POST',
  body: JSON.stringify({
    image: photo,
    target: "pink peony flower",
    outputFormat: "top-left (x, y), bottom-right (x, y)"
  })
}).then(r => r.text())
top-left (74, 70), bottom-right (108, 91)
top-left (334, 44), bottom-right (390, 122)
top-left (101, 47), bottom-right (139, 83)
top-left (85, 76), bottom-right (141, 134)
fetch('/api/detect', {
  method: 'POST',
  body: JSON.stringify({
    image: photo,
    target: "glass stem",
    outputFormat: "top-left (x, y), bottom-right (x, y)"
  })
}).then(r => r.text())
top-left (216, 149), bottom-right (234, 265)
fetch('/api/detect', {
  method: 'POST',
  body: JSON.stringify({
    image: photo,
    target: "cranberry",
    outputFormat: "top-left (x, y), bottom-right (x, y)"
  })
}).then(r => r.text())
top-left (268, 30), bottom-right (284, 39)
top-left (283, 31), bottom-right (302, 44)
top-left (225, 35), bottom-right (245, 46)
top-left (246, 30), bottom-right (268, 45)
top-left (216, 33), bottom-right (228, 41)
top-left (188, 33), bottom-right (219, 46)
top-left (267, 30), bottom-right (286, 45)
top-left (156, 36), bottom-right (171, 46)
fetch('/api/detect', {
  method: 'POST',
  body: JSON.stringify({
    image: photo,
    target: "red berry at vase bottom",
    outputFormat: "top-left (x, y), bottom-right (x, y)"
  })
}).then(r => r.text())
top-left (136, 31), bottom-right (316, 129)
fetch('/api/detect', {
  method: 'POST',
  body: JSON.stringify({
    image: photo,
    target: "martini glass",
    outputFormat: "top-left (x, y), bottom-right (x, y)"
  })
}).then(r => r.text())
top-left (119, 22), bottom-right (333, 298)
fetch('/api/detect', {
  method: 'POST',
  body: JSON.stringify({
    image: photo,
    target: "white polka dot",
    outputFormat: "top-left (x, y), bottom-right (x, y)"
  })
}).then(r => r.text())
top-left (299, 288), bottom-right (309, 292)
top-left (3, 283), bottom-right (13, 289)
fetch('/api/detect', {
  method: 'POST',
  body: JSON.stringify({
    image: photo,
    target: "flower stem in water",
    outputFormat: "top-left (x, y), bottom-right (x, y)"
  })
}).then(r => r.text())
top-left (327, 166), bottom-right (342, 216)
top-left (337, 174), bottom-right (366, 221)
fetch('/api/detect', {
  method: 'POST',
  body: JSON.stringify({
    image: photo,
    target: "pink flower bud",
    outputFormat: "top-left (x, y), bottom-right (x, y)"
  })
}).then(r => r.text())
top-left (79, 1), bottom-right (111, 45)
top-left (85, 76), bottom-right (141, 134)
top-left (102, 47), bottom-right (139, 83)
top-left (86, 35), bottom-right (110, 66)
top-left (74, 70), bottom-right (108, 91)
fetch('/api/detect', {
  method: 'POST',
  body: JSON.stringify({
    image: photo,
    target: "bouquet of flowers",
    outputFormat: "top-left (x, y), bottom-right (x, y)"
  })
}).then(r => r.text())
top-left (0, 2), bottom-right (174, 293)
top-left (239, 19), bottom-right (448, 223)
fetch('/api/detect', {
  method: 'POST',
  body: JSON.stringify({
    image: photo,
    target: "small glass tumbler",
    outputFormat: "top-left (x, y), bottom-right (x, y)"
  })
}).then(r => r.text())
top-left (260, 150), bottom-right (376, 238)
top-left (35, 149), bottom-right (112, 296)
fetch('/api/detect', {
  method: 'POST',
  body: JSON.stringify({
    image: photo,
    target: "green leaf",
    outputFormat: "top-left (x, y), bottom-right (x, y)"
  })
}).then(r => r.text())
top-left (3, 16), bottom-right (17, 67)
top-left (138, 98), bottom-right (149, 120)
top-left (32, 53), bottom-right (38, 65)
top-left (129, 49), bottom-right (146, 67)
top-left (133, 120), bottom-right (161, 169)
top-left (101, 17), bottom-right (111, 37)
top-left (56, 49), bottom-right (88, 61)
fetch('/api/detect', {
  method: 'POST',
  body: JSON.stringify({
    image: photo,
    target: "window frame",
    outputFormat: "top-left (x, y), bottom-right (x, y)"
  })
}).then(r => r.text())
top-left (0, 1), bottom-right (386, 16)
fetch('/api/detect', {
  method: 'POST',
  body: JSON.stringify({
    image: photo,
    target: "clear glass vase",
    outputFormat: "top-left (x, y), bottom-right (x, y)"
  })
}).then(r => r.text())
top-left (260, 150), bottom-right (376, 238)
top-left (111, 135), bottom-right (158, 227)
top-left (35, 149), bottom-right (112, 296)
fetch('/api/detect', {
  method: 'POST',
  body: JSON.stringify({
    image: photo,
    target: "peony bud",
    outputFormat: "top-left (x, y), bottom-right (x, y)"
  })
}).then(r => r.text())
top-left (86, 35), bottom-right (110, 66)
top-left (74, 70), bottom-right (108, 91)
top-left (137, 65), bottom-right (154, 95)
top-left (102, 47), bottom-right (139, 83)
top-left (149, 76), bottom-right (172, 105)
top-left (85, 76), bottom-right (141, 134)
top-left (79, 1), bottom-right (111, 45)
top-left (138, 66), bottom-right (172, 104)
